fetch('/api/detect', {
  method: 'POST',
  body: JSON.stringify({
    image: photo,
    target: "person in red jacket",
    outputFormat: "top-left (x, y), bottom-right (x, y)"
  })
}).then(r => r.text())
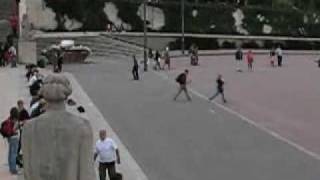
top-left (246, 50), bottom-right (254, 71)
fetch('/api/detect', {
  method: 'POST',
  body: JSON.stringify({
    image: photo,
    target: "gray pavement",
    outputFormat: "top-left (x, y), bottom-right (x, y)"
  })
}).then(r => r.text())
top-left (65, 72), bottom-right (148, 180)
top-left (0, 67), bottom-right (148, 180)
top-left (0, 67), bottom-right (28, 180)
top-left (64, 56), bottom-right (320, 180)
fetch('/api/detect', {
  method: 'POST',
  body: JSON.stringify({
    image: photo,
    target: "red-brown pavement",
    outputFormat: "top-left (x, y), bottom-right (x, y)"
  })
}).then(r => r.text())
top-left (166, 53), bottom-right (320, 156)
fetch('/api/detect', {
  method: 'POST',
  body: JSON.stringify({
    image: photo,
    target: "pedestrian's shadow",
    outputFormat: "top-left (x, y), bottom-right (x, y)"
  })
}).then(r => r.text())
top-left (173, 99), bottom-right (192, 104)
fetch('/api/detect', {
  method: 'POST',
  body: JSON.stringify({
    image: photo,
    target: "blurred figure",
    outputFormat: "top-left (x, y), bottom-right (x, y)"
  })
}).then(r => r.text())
top-left (28, 69), bottom-right (43, 96)
top-left (246, 50), bottom-right (254, 71)
top-left (190, 44), bottom-right (199, 66)
top-left (269, 47), bottom-right (276, 67)
top-left (29, 98), bottom-right (46, 118)
top-left (209, 74), bottom-right (227, 103)
top-left (154, 50), bottom-right (161, 70)
top-left (148, 48), bottom-right (153, 66)
top-left (16, 100), bottom-right (29, 168)
top-left (235, 47), bottom-right (243, 72)
top-left (57, 49), bottom-right (64, 73)
top-left (162, 47), bottom-right (171, 70)
top-left (276, 46), bottom-right (283, 67)
top-left (7, 45), bottom-right (17, 68)
top-left (132, 55), bottom-right (139, 80)
top-left (315, 59), bottom-right (320, 68)
top-left (0, 42), bottom-right (5, 67)
top-left (174, 69), bottom-right (192, 101)
top-left (17, 100), bottom-right (29, 122)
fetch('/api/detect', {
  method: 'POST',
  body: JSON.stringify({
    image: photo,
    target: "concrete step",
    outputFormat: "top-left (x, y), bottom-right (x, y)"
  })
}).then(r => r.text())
top-left (35, 35), bottom-right (143, 58)
top-left (103, 33), bottom-right (176, 51)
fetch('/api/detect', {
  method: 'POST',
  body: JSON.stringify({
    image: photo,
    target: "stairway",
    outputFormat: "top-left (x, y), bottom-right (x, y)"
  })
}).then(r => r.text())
top-left (0, 0), bottom-right (13, 20)
top-left (35, 35), bottom-right (144, 59)
top-left (0, 0), bottom-right (14, 42)
top-left (104, 34), bottom-right (177, 51)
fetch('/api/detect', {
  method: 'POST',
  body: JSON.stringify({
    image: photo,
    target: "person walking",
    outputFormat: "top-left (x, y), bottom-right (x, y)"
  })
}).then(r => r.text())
top-left (94, 129), bottom-right (121, 180)
top-left (276, 46), bottom-right (283, 67)
top-left (132, 55), bottom-right (139, 80)
top-left (57, 49), bottom-right (64, 73)
top-left (269, 47), bottom-right (276, 67)
top-left (173, 69), bottom-right (192, 101)
top-left (162, 47), bottom-right (171, 70)
top-left (209, 74), bottom-right (227, 103)
top-left (246, 50), bottom-right (254, 71)
top-left (154, 50), bottom-right (162, 70)
top-left (148, 48), bottom-right (153, 65)
top-left (235, 47), bottom-right (243, 72)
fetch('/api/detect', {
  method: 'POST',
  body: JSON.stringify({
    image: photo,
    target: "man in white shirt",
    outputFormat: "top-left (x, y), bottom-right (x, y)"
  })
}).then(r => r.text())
top-left (94, 129), bottom-right (120, 180)
top-left (275, 46), bottom-right (283, 67)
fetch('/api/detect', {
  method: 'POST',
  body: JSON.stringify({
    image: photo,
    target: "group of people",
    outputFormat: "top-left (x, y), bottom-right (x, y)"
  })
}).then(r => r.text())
top-left (235, 46), bottom-right (284, 72)
top-left (0, 100), bottom-right (29, 174)
top-left (132, 44), bottom-right (201, 81)
top-left (132, 45), bottom-right (287, 103)
top-left (173, 69), bottom-right (227, 103)
top-left (1, 66), bottom-right (123, 180)
top-left (132, 47), bottom-right (171, 80)
top-left (0, 65), bottom-right (48, 174)
top-left (0, 36), bottom-right (17, 68)
top-left (149, 47), bottom-right (171, 71)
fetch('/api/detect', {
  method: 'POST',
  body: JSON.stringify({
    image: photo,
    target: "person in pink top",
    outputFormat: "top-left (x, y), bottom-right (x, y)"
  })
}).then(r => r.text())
top-left (246, 50), bottom-right (254, 71)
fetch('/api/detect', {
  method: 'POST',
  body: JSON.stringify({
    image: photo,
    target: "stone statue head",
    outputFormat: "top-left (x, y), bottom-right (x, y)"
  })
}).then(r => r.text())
top-left (39, 74), bottom-right (72, 103)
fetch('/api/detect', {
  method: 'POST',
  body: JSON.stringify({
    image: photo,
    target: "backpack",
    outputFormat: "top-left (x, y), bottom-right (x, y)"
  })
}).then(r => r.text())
top-left (0, 118), bottom-right (15, 138)
top-left (176, 73), bottom-right (185, 84)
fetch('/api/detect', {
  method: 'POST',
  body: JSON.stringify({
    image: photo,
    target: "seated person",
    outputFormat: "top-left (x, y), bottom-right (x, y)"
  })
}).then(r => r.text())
top-left (30, 98), bottom-right (46, 118)
top-left (17, 100), bottom-right (30, 122)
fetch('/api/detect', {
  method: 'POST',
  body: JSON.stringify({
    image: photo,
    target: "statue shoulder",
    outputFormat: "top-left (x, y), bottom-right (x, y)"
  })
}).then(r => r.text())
top-left (67, 114), bottom-right (92, 133)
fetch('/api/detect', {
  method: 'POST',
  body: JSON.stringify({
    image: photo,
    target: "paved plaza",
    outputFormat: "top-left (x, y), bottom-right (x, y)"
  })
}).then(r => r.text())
top-left (166, 54), bottom-right (320, 156)
top-left (62, 53), bottom-right (320, 180)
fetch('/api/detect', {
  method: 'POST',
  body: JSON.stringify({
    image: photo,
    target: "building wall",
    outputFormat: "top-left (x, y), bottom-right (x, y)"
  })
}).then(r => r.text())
top-left (0, 0), bottom-right (16, 42)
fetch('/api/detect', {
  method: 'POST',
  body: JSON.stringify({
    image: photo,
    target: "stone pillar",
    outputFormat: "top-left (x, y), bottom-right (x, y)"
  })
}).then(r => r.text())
top-left (18, 41), bottom-right (37, 64)
top-left (19, 0), bottom-right (27, 38)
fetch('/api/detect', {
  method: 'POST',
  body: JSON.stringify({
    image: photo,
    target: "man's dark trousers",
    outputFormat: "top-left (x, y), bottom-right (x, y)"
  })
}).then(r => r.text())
top-left (277, 56), bottom-right (283, 67)
top-left (132, 66), bottom-right (139, 80)
top-left (99, 161), bottom-right (116, 180)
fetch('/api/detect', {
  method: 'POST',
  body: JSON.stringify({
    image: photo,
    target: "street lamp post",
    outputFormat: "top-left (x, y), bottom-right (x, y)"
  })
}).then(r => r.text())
top-left (143, 0), bottom-right (148, 71)
top-left (181, 0), bottom-right (185, 55)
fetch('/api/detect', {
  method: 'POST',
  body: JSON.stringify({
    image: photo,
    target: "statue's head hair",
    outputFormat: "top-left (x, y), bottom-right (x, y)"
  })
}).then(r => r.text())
top-left (39, 74), bottom-right (72, 102)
